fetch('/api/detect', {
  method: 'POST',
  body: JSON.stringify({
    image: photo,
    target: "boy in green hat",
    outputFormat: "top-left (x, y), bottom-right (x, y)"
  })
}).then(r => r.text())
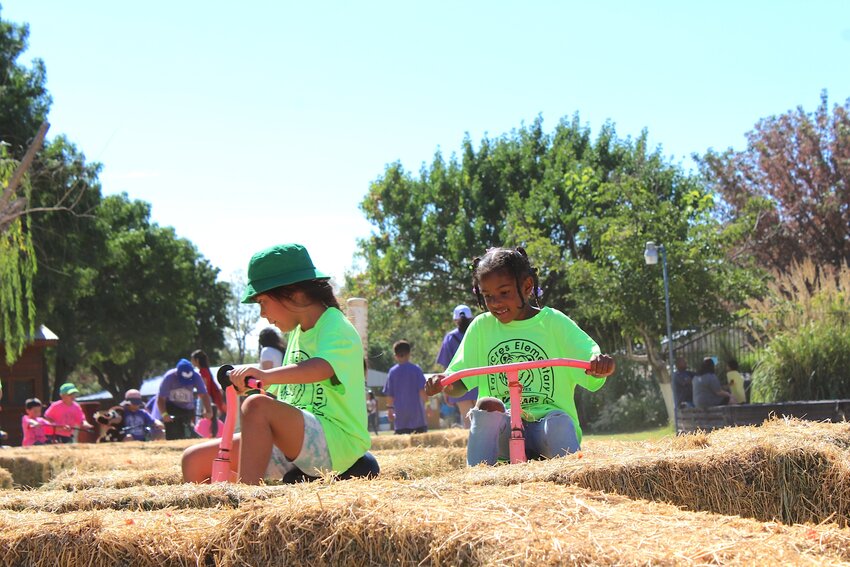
top-left (44, 383), bottom-right (94, 443)
top-left (182, 244), bottom-right (374, 484)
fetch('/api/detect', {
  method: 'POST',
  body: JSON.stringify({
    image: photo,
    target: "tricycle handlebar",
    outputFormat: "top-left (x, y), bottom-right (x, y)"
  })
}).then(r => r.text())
top-left (438, 358), bottom-right (592, 388)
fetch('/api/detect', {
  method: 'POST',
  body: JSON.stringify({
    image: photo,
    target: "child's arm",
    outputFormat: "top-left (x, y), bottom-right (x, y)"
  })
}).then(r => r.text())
top-left (385, 395), bottom-right (395, 422)
top-left (424, 374), bottom-right (468, 398)
top-left (228, 358), bottom-right (334, 392)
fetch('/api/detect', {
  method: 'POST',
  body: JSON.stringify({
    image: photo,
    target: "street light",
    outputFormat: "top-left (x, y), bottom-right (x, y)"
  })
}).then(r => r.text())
top-left (644, 241), bottom-right (677, 432)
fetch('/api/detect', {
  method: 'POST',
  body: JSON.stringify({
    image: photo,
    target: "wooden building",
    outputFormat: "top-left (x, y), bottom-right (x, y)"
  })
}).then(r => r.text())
top-left (0, 325), bottom-right (57, 446)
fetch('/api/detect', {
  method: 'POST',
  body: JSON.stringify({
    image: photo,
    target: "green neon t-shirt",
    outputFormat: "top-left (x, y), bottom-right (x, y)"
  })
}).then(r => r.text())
top-left (266, 308), bottom-right (370, 472)
top-left (448, 306), bottom-right (604, 443)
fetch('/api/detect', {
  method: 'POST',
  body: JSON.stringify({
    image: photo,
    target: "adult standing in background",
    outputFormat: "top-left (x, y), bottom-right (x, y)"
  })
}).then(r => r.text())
top-left (435, 304), bottom-right (476, 428)
top-left (158, 358), bottom-right (212, 440)
top-left (259, 327), bottom-right (287, 370)
top-left (192, 349), bottom-right (226, 416)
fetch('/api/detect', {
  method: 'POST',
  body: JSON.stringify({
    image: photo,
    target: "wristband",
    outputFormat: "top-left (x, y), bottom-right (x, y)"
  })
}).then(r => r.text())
top-left (162, 412), bottom-right (170, 419)
top-left (386, 406), bottom-right (394, 409)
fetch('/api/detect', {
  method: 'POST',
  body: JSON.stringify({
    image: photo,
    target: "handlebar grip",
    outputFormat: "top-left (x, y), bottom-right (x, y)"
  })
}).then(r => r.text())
top-left (217, 364), bottom-right (263, 390)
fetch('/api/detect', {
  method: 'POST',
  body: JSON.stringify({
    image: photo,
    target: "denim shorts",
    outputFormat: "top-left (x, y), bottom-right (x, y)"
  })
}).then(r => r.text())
top-left (264, 409), bottom-right (332, 479)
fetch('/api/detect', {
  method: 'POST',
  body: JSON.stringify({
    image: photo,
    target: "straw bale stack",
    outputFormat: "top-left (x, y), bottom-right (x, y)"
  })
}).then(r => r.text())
top-left (455, 418), bottom-right (850, 526)
top-left (0, 465), bottom-right (11, 489)
top-left (1, 479), bottom-right (849, 565)
top-left (0, 441), bottom-right (195, 487)
top-left (1, 419), bottom-right (850, 564)
top-left (370, 428), bottom-right (468, 450)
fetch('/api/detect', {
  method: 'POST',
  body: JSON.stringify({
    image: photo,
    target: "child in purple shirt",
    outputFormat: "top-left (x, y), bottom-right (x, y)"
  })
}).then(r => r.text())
top-left (383, 340), bottom-right (427, 434)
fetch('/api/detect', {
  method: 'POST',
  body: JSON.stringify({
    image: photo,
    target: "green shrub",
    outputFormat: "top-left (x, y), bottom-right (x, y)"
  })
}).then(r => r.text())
top-left (577, 356), bottom-right (667, 433)
top-left (750, 317), bottom-right (850, 402)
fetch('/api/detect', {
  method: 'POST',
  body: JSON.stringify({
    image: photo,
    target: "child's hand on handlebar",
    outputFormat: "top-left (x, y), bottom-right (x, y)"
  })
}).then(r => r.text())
top-left (586, 354), bottom-right (615, 378)
top-left (228, 364), bottom-right (265, 394)
top-left (424, 374), bottom-right (446, 397)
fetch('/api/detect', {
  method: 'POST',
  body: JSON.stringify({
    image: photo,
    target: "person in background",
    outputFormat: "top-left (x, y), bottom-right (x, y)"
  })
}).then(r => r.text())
top-left (121, 389), bottom-right (163, 441)
top-left (192, 350), bottom-right (226, 413)
top-left (383, 340), bottom-right (428, 435)
top-left (366, 391), bottom-right (379, 435)
top-left (21, 398), bottom-right (52, 446)
top-left (44, 383), bottom-right (94, 443)
top-left (259, 327), bottom-right (287, 370)
top-left (692, 357), bottom-right (733, 408)
top-left (191, 349), bottom-right (226, 436)
top-left (673, 357), bottom-right (695, 408)
top-left (435, 304), bottom-right (477, 428)
top-left (157, 358), bottom-right (212, 440)
top-left (725, 358), bottom-right (746, 404)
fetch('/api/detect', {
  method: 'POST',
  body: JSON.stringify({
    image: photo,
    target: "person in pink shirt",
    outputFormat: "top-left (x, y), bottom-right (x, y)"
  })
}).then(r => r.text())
top-left (43, 383), bottom-right (94, 443)
top-left (21, 398), bottom-right (53, 446)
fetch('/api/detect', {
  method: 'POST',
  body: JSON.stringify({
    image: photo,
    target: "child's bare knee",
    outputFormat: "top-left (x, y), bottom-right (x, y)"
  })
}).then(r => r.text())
top-left (476, 397), bottom-right (506, 413)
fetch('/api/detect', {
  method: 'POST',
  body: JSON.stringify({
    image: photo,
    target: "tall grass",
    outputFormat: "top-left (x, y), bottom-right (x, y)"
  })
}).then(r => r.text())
top-left (751, 318), bottom-right (850, 402)
top-left (748, 259), bottom-right (850, 402)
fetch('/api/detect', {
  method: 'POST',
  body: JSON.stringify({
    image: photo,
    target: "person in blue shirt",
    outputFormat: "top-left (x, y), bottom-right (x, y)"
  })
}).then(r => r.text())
top-left (157, 358), bottom-right (212, 440)
top-left (435, 304), bottom-right (476, 428)
top-left (121, 389), bottom-right (163, 441)
top-left (383, 340), bottom-right (427, 434)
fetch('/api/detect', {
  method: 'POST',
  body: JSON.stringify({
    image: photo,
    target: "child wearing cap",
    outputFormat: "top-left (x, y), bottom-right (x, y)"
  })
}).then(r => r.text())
top-left (121, 389), bottom-right (164, 441)
top-left (21, 398), bottom-right (53, 446)
top-left (182, 243), bottom-right (374, 485)
top-left (157, 358), bottom-right (213, 440)
top-left (435, 304), bottom-right (477, 428)
top-left (43, 383), bottom-right (94, 443)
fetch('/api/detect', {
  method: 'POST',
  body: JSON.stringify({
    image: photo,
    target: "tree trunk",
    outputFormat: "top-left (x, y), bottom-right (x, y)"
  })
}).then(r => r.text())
top-left (631, 326), bottom-right (676, 425)
top-left (658, 381), bottom-right (674, 428)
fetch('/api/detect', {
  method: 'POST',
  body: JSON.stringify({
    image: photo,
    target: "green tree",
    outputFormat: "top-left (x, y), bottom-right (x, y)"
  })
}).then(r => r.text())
top-left (699, 92), bottom-right (850, 272)
top-left (0, 146), bottom-right (36, 364)
top-left (75, 194), bottom-right (229, 398)
top-left (355, 121), bottom-right (549, 367)
top-left (0, 11), bottom-right (47, 363)
top-left (222, 270), bottom-right (259, 364)
top-left (26, 136), bottom-right (105, 386)
top-left (0, 11), bottom-right (50, 159)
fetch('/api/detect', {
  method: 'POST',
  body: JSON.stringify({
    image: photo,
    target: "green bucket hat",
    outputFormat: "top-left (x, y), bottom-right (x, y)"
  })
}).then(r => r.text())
top-left (59, 382), bottom-right (79, 395)
top-left (242, 243), bottom-right (329, 303)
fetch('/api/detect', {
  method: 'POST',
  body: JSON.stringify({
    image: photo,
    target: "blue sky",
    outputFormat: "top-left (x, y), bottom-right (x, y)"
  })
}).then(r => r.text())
top-left (4, 1), bottom-right (850, 284)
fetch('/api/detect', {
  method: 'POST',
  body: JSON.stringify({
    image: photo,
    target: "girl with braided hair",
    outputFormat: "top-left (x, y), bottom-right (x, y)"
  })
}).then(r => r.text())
top-left (425, 246), bottom-right (615, 465)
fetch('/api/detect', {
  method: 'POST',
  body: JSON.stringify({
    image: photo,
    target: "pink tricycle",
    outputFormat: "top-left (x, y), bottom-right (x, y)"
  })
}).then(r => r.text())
top-left (439, 358), bottom-right (591, 464)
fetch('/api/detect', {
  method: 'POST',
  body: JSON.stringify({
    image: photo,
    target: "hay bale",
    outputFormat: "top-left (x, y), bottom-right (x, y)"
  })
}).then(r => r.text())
top-left (0, 466), bottom-right (11, 489)
top-left (370, 429), bottom-right (468, 450)
top-left (456, 418), bottom-right (850, 526)
top-left (0, 440), bottom-right (197, 488)
top-left (373, 447), bottom-right (466, 479)
top-left (4, 418), bottom-right (850, 565)
top-left (1, 479), bottom-right (849, 566)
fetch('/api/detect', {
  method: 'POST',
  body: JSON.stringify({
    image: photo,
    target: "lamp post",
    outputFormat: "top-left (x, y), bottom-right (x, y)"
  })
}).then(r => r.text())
top-left (644, 241), bottom-right (677, 432)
